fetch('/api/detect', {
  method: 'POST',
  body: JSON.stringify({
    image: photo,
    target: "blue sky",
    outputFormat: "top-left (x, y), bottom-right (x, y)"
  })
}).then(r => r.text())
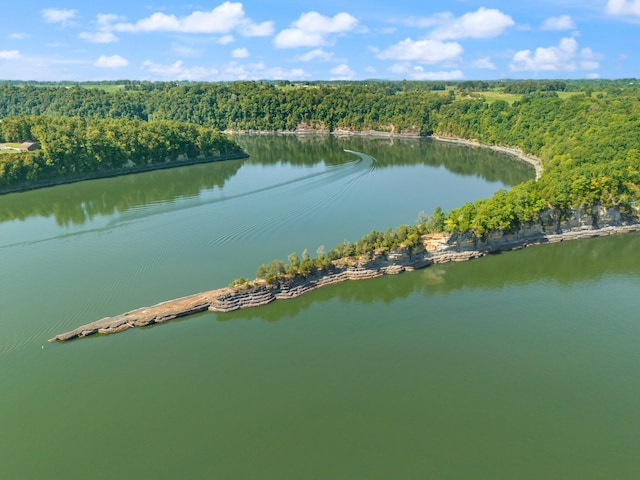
top-left (1, 0), bottom-right (639, 81)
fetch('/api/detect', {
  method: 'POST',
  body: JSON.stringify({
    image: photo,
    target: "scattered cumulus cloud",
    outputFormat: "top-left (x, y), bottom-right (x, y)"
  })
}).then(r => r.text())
top-left (471, 57), bottom-right (496, 70)
top-left (298, 49), bottom-right (334, 62)
top-left (9, 33), bottom-right (29, 40)
top-left (329, 63), bottom-right (355, 80)
top-left (274, 11), bottom-right (358, 48)
top-left (41, 8), bottom-right (78, 26)
top-left (172, 44), bottom-right (202, 57)
top-left (378, 38), bottom-right (463, 64)
top-left (410, 68), bottom-right (464, 81)
top-left (80, 31), bottom-right (118, 43)
top-left (0, 50), bottom-right (20, 60)
top-left (510, 37), bottom-right (600, 72)
top-left (80, 14), bottom-right (123, 43)
top-left (140, 59), bottom-right (307, 81)
top-left (95, 54), bottom-right (129, 68)
top-left (541, 15), bottom-right (576, 31)
top-left (218, 35), bottom-right (235, 45)
top-left (388, 62), bottom-right (462, 80)
top-left (429, 8), bottom-right (514, 40)
top-left (402, 12), bottom-right (451, 29)
top-left (142, 60), bottom-right (218, 80)
top-left (232, 47), bottom-right (249, 58)
top-left (606, 0), bottom-right (640, 16)
top-left (115, 2), bottom-right (274, 37)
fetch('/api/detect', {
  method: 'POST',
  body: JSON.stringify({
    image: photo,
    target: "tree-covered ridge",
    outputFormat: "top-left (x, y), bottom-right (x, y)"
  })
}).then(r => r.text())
top-left (242, 88), bottom-right (640, 284)
top-left (1, 79), bottom-right (639, 274)
top-left (0, 115), bottom-right (243, 188)
top-left (0, 82), bottom-right (449, 133)
top-left (437, 92), bottom-right (640, 234)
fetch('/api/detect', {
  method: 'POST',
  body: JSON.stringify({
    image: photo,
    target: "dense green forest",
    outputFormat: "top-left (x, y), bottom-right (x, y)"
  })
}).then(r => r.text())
top-left (1, 79), bottom-right (639, 284)
top-left (0, 115), bottom-right (243, 189)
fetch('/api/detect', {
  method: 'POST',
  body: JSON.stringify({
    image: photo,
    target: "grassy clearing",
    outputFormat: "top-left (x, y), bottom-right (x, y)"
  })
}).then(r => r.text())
top-left (0, 143), bottom-right (22, 154)
top-left (473, 90), bottom-right (521, 104)
top-left (81, 84), bottom-right (127, 92)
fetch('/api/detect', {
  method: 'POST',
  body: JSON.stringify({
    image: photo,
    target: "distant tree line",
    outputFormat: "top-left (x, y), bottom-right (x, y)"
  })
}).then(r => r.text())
top-left (1, 80), bottom-right (639, 269)
top-left (0, 115), bottom-right (243, 188)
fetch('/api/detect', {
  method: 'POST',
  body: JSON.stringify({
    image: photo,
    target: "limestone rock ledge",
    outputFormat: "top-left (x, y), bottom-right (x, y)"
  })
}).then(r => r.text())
top-left (49, 206), bottom-right (640, 342)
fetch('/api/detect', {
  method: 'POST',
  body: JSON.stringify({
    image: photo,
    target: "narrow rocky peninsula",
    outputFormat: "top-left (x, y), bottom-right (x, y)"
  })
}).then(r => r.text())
top-left (49, 205), bottom-right (639, 342)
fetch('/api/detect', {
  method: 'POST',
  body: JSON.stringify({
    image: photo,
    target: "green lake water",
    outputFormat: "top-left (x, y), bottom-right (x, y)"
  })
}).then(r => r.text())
top-left (2, 135), bottom-right (639, 479)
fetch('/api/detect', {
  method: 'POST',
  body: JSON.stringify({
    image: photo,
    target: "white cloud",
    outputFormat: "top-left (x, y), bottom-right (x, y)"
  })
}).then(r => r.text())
top-left (218, 35), bottom-right (235, 45)
top-left (9, 33), bottom-right (29, 40)
top-left (115, 2), bottom-right (274, 36)
top-left (141, 60), bottom-right (218, 80)
top-left (378, 38), bottom-right (463, 64)
top-left (364, 65), bottom-right (377, 74)
top-left (232, 47), bottom-right (249, 58)
top-left (403, 12), bottom-right (451, 29)
top-left (262, 66), bottom-right (308, 80)
top-left (80, 31), bottom-right (118, 43)
top-left (140, 59), bottom-right (307, 81)
top-left (274, 11), bottom-right (358, 48)
top-left (581, 60), bottom-right (600, 70)
top-left (0, 50), bottom-right (20, 60)
top-left (606, 0), bottom-right (640, 16)
top-left (274, 30), bottom-right (324, 48)
top-left (430, 8), bottom-right (514, 40)
top-left (172, 44), bottom-right (201, 57)
top-left (388, 62), bottom-right (462, 80)
top-left (80, 14), bottom-right (123, 44)
top-left (330, 63), bottom-right (355, 80)
top-left (95, 54), bottom-right (129, 68)
top-left (510, 37), bottom-right (600, 72)
top-left (471, 57), bottom-right (496, 70)
top-left (41, 8), bottom-right (77, 26)
top-left (242, 21), bottom-right (275, 37)
top-left (293, 11), bottom-right (358, 33)
top-left (298, 49), bottom-right (334, 62)
top-left (541, 15), bottom-right (576, 30)
top-left (410, 68), bottom-right (464, 81)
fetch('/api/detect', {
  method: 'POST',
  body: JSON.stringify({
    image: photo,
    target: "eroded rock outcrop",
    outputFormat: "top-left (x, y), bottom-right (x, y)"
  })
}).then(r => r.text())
top-left (49, 205), bottom-right (640, 342)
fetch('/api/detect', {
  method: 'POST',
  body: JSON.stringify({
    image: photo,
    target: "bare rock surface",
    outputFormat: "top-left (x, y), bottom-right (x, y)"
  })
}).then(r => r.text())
top-left (49, 207), bottom-right (640, 343)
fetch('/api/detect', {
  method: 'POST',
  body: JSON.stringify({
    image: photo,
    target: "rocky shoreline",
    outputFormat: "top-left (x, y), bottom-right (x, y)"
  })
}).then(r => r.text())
top-left (49, 205), bottom-right (639, 342)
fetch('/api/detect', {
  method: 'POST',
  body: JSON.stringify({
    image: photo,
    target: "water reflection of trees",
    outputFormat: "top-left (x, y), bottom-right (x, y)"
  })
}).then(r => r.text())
top-left (235, 134), bottom-right (534, 185)
top-left (217, 232), bottom-right (640, 323)
top-left (0, 134), bottom-right (533, 225)
top-left (0, 159), bottom-right (244, 225)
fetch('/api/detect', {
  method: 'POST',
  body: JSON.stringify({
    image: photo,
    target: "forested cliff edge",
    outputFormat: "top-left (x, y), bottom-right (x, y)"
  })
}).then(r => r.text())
top-left (2, 80), bottom-right (639, 323)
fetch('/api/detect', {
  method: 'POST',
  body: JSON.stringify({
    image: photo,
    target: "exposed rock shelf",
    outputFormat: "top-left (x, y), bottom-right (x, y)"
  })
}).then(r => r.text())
top-left (49, 205), bottom-right (640, 343)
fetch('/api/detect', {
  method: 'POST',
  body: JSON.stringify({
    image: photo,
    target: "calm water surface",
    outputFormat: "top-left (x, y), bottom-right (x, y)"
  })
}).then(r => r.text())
top-left (2, 135), bottom-right (639, 479)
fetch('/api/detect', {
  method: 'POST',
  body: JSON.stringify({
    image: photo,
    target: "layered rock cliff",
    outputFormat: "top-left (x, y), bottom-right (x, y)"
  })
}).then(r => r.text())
top-left (49, 205), bottom-right (639, 342)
